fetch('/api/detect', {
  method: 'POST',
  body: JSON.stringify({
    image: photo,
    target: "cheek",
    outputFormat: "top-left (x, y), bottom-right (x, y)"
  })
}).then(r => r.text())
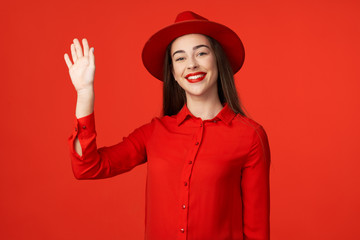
top-left (209, 59), bottom-right (218, 77)
top-left (172, 65), bottom-right (182, 80)
top-left (213, 64), bottom-right (219, 77)
top-left (209, 57), bottom-right (217, 70)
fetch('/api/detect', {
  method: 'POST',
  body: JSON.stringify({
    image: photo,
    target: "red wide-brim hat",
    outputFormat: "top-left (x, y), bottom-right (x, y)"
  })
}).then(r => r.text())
top-left (142, 11), bottom-right (245, 81)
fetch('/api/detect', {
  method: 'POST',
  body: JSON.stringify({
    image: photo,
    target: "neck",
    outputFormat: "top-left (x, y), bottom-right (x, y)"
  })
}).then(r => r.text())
top-left (186, 95), bottom-right (224, 120)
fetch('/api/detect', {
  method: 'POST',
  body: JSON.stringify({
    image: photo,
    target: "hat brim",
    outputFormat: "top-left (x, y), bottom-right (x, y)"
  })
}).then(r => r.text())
top-left (142, 20), bottom-right (245, 81)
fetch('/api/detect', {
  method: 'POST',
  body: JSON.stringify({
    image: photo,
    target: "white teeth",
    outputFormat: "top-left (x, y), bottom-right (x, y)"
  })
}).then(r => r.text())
top-left (187, 74), bottom-right (205, 80)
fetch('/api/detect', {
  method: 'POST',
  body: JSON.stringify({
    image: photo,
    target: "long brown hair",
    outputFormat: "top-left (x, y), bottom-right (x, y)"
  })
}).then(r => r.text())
top-left (162, 35), bottom-right (247, 117)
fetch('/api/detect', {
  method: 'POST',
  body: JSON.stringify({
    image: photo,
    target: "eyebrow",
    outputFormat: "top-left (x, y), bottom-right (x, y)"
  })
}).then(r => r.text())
top-left (172, 44), bottom-right (210, 57)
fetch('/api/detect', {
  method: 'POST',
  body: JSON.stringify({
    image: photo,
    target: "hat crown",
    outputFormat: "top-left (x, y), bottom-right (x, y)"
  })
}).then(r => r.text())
top-left (175, 11), bottom-right (208, 23)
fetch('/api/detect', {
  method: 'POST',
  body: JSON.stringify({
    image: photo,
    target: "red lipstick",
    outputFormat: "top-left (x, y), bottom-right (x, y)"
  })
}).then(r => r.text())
top-left (185, 72), bottom-right (207, 83)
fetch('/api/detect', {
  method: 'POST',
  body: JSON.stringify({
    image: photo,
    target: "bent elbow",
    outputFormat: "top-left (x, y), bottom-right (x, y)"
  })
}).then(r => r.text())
top-left (72, 169), bottom-right (90, 180)
top-left (73, 172), bottom-right (85, 180)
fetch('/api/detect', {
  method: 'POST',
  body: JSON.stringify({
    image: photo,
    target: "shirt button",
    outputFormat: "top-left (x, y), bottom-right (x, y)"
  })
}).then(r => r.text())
top-left (213, 120), bottom-right (217, 123)
top-left (188, 161), bottom-right (192, 164)
top-left (182, 204), bottom-right (186, 209)
top-left (180, 228), bottom-right (185, 233)
top-left (200, 123), bottom-right (203, 127)
top-left (75, 127), bottom-right (78, 131)
top-left (195, 142), bottom-right (199, 145)
top-left (82, 125), bottom-right (86, 129)
top-left (184, 182), bottom-right (188, 186)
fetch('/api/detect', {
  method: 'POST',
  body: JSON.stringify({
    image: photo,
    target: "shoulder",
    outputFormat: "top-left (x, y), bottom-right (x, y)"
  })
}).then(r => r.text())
top-left (132, 114), bottom-right (177, 134)
top-left (154, 114), bottom-right (176, 122)
top-left (148, 114), bottom-right (178, 127)
top-left (232, 114), bottom-right (267, 133)
top-left (233, 114), bottom-right (263, 130)
top-left (232, 115), bottom-right (271, 164)
top-left (232, 114), bottom-right (269, 144)
top-left (135, 114), bottom-right (175, 127)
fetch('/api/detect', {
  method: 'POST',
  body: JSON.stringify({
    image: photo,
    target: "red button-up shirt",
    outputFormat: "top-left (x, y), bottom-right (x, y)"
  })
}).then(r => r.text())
top-left (68, 102), bottom-right (271, 240)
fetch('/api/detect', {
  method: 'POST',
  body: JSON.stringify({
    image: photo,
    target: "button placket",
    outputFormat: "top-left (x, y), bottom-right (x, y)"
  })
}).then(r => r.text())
top-left (178, 120), bottom-right (204, 239)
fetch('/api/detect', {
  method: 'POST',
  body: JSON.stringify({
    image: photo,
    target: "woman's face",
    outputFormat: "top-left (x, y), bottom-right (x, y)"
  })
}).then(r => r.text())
top-left (171, 34), bottom-right (218, 101)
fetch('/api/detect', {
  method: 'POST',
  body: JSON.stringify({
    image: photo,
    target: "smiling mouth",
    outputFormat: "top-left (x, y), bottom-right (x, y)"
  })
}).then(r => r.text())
top-left (185, 72), bottom-right (207, 83)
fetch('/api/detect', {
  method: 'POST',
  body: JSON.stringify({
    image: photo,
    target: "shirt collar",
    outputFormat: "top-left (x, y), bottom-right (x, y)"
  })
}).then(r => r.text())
top-left (176, 102), bottom-right (236, 126)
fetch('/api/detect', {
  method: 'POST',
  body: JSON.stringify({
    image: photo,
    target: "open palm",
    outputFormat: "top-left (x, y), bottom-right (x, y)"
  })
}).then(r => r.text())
top-left (64, 38), bottom-right (95, 93)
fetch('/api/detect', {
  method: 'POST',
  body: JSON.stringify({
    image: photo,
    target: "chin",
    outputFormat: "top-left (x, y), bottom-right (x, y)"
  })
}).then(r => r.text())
top-left (185, 89), bottom-right (209, 98)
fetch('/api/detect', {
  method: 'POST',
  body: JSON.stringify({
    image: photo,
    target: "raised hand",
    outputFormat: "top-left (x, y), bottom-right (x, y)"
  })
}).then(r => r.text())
top-left (64, 38), bottom-right (95, 94)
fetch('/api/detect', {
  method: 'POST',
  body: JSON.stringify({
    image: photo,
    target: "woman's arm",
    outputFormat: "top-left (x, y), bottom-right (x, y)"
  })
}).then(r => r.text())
top-left (74, 88), bottom-right (94, 156)
top-left (65, 38), bottom-right (150, 179)
top-left (241, 125), bottom-right (271, 240)
top-left (68, 112), bottom-right (150, 179)
top-left (64, 38), bottom-right (95, 156)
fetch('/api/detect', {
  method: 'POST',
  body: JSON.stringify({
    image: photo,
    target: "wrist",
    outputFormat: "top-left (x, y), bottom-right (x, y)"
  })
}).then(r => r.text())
top-left (77, 87), bottom-right (94, 97)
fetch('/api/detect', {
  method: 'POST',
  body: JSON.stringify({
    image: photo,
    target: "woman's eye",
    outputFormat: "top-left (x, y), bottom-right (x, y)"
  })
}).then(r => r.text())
top-left (198, 52), bottom-right (208, 56)
top-left (175, 57), bottom-right (185, 61)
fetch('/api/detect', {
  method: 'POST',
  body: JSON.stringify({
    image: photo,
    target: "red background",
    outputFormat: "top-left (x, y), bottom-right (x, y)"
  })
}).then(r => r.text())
top-left (1, 0), bottom-right (359, 239)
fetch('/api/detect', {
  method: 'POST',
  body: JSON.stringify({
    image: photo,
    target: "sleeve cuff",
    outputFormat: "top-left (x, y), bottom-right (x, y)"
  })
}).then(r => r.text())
top-left (73, 111), bottom-right (96, 138)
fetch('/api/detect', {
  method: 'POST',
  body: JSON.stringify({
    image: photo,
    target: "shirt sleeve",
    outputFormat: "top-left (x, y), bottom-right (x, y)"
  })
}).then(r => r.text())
top-left (241, 125), bottom-right (271, 240)
top-left (68, 112), bottom-right (152, 179)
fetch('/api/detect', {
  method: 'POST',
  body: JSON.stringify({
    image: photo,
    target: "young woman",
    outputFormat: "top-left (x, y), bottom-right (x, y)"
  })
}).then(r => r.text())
top-left (64, 11), bottom-right (271, 240)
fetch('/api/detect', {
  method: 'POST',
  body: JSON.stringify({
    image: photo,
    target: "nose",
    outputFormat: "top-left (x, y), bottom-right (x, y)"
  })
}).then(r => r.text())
top-left (187, 56), bottom-right (199, 70)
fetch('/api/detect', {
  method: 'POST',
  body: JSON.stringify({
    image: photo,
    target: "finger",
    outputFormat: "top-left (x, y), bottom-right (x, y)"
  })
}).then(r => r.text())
top-left (64, 53), bottom-right (73, 69)
top-left (89, 48), bottom-right (95, 67)
top-left (73, 38), bottom-right (83, 58)
top-left (70, 43), bottom-right (77, 62)
top-left (83, 38), bottom-right (89, 57)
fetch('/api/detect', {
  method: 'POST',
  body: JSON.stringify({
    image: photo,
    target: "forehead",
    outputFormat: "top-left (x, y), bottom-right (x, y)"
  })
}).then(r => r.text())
top-left (170, 34), bottom-right (211, 53)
